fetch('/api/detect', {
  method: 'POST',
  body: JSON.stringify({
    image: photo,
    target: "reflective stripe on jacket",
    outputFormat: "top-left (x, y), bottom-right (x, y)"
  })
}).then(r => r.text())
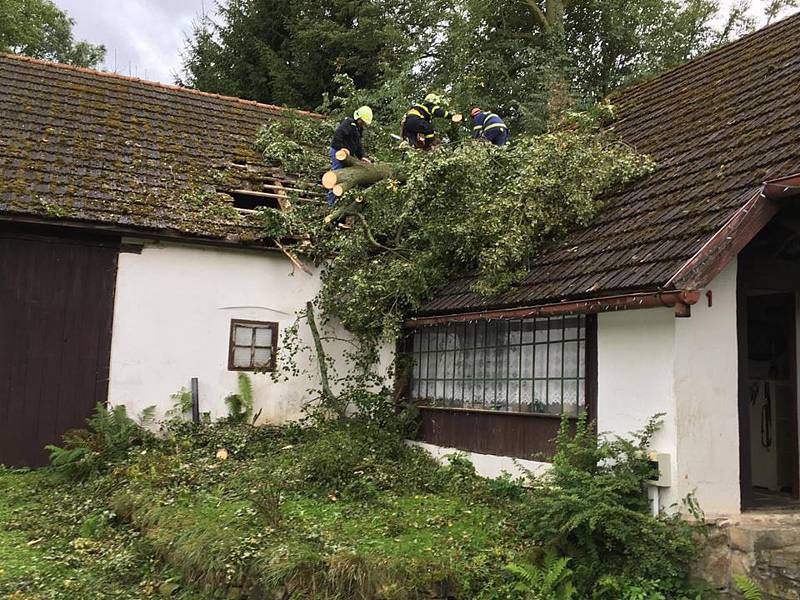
top-left (405, 102), bottom-right (451, 122)
top-left (471, 111), bottom-right (507, 138)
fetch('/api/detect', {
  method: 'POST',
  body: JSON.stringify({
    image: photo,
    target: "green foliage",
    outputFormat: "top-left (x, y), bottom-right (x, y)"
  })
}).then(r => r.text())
top-left (7, 414), bottom-right (711, 599)
top-left (521, 414), bottom-right (703, 597)
top-left (504, 551), bottom-right (577, 599)
top-left (179, 0), bottom-right (783, 134)
top-left (224, 372), bottom-right (255, 423)
top-left (137, 405), bottom-right (157, 427)
top-left (177, 0), bottom-right (443, 110)
top-left (256, 112), bottom-right (336, 175)
top-left (166, 386), bottom-right (193, 420)
top-left (0, 468), bottom-right (215, 599)
top-left (734, 575), bottom-right (763, 600)
top-left (0, 0), bottom-right (105, 66)
top-left (258, 109), bottom-right (655, 341)
top-left (46, 403), bottom-right (153, 479)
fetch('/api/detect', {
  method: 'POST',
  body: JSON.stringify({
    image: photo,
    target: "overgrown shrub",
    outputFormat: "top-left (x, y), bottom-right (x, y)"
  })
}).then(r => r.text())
top-left (521, 415), bottom-right (705, 598)
top-left (46, 403), bottom-right (154, 479)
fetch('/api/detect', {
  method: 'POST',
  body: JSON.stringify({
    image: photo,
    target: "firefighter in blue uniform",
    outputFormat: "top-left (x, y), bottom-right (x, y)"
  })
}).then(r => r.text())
top-left (470, 107), bottom-right (509, 147)
top-left (401, 93), bottom-right (462, 150)
top-left (328, 106), bottom-right (373, 205)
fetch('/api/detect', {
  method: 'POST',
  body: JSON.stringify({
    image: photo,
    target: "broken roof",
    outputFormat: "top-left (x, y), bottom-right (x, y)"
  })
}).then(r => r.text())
top-left (417, 12), bottom-right (800, 318)
top-left (0, 53), bottom-right (322, 244)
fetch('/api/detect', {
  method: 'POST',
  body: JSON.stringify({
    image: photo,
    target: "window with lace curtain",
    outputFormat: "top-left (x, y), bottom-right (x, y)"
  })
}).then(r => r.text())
top-left (408, 316), bottom-right (587, 416)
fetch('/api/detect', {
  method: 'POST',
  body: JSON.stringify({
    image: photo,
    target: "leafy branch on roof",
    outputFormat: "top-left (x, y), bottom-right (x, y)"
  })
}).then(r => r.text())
top-left (255, 106), bottom-right (655, 343)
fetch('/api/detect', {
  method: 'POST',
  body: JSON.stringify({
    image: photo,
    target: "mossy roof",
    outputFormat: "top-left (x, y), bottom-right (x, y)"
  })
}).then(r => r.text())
top-left (420, 12), bottom-right (800, 315)
top-left (0, 53), bottom-right (319, 244)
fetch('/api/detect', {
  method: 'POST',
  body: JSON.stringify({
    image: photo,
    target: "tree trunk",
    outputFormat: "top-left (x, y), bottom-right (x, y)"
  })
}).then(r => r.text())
top-left (322, 162), bottom-right (406, 197)
top-left (305, 301), bottom-right (343, 419)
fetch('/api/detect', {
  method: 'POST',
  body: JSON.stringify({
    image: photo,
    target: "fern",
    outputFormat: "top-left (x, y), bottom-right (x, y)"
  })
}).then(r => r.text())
top-left (47, 403), bottom-right (152, 479)
top-left (138, 405), bottom-right (157, 427)
top-left (238, 372), bottom-right (253, 408)
top-left (46, 445), bottom-right (92, 477)
top-left (167, 387), bottom-right (193, 419)
top-left (225, 374), bottom-right (254, 424)
top-left (733, 576), bottom-right (762, 600)
top-left (505, 550), bottom-right (576, 599)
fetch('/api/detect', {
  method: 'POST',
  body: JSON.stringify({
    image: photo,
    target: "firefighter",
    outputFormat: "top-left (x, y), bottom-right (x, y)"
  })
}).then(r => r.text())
top-left (470, 107), bottom-right (509, 147)
top-left (328, 106), bottom-right (373, 205)
top-left (401, 93), bottom-right (462, 150)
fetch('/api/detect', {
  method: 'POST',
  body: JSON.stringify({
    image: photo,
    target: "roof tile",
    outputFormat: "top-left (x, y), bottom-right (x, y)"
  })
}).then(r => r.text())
top-left (418, 13), bottom-right (800, 315)
top-left (0, 54), bottom-right (322, 242)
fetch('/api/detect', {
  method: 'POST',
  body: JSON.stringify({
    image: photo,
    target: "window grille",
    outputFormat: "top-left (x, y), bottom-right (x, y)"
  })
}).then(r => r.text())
top-left (228, 320), bottom-right (278, 372)
top-left (409, 316), bottom-right (586, 416)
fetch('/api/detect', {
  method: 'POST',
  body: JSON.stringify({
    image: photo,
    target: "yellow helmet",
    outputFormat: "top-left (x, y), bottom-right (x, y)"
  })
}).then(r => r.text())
top-left (424, 93), bottom-right (443, 105)
top-left (354, 105), bottom-right (373, 126)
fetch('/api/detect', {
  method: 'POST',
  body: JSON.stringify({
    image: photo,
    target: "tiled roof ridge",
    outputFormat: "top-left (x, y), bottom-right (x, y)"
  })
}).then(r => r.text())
top-left (611, 10), bottom-right (800, 103)
top-left (0, 52), bottom-right (319, 119)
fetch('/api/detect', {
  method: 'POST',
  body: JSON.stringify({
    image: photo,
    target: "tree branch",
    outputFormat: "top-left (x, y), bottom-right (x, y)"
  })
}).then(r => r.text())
top-left (521, 0), bottom-right (550, 30)
top-left (274, 239), bottom-right (312, 275)
top-left (353, 213), bottom-right (400, 253)
top-left (305, 301), bottom-right (340, 417)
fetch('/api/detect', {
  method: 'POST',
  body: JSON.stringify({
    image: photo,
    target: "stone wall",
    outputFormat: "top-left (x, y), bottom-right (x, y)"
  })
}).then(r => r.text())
top-left (697, 513), bottom-right (800, 598)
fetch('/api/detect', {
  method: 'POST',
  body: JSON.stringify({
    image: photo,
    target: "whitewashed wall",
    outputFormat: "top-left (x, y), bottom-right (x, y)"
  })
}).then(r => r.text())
top-left (597, 261), bottom-right (740, 517)
top-left (597, 305), bottom-right (680, 510)
top-left (108, 240), bottom-right (389, 423)
top-left (673, 261), bottom-right (739, 516)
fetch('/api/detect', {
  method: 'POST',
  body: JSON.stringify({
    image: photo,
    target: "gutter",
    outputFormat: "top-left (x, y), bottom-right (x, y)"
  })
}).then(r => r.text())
top-left (405, 290), bottom-right (701, 328)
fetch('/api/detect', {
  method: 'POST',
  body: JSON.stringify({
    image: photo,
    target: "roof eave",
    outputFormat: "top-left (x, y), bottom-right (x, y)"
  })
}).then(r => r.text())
top-left (406, 173), bottom-right (800, 327)
top-left (668, 172), bottom-right (800, 291)
top-left (0, 213), bottom-right (279, 252)
top-left (405, 290), bottom-right (701, 327)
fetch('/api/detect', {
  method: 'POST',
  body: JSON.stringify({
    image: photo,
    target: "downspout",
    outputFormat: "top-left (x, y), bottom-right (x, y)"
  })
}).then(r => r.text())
top-left (405, 290), bottom-right (701, 328)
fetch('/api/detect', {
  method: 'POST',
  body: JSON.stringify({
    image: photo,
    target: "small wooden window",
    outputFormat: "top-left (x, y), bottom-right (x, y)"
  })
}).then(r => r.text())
top-left (228, 320), bottom-right (278, 372)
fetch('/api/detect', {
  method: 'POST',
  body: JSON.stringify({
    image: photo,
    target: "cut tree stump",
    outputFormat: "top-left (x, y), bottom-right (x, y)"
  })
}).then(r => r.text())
top-left (322, 162), bottom-right (406, 197)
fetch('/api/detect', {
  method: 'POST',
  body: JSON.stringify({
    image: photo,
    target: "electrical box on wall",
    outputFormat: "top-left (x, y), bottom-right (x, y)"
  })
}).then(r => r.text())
top-left (647, 452), bottom-right (671, 487)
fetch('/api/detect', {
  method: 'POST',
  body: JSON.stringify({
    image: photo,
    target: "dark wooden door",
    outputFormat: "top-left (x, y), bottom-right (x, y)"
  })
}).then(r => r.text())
top-left (0, 227), bottom-right (118, 467)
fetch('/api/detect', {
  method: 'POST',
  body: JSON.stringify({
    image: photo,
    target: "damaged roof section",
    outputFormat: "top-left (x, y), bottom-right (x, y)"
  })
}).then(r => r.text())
top-left (418, 12), bottom-right (800, 316)
top-left (0, 54), bottom-right (323, 243)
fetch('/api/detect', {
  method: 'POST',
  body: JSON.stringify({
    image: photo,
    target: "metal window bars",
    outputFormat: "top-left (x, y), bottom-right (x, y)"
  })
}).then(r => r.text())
top-left (410, 316), bottom-right (586, 416)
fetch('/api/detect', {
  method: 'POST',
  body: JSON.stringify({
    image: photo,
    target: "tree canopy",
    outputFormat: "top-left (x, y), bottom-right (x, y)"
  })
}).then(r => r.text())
top-left (178, 0), bottom-right (445, 109)
top-left (0, 0), bottom-right (105, 68)
top-left (178, 0), bottom-right (788, 130)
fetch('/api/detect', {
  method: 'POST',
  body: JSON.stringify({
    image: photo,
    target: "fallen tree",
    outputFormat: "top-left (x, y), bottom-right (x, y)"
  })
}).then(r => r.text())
top-left (322, 149), bottom-right (407, 200)
top-left (256, 106), bottom-right (655, 340)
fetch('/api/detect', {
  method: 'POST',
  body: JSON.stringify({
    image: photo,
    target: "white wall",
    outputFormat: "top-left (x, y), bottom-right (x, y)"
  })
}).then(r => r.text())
top-left (409, 441), bottom-right (551, 480)
top-left (673, 261), bottom-right (740, 516)
top-left (597, 305), bottom-right (681, 510)
top-left (108, 240), bottom-right (388, 423)
top-left (596, 261), bottom-right (740, 517)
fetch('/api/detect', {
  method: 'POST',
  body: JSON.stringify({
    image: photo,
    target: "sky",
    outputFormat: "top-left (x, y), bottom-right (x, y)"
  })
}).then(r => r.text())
top-left (56, 0), bottom-right (799, 85)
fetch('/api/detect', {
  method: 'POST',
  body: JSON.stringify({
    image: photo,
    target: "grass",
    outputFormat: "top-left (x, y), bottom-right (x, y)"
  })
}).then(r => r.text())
top-left (0, 468), bottom-right (217, 600)
top-left (0, 424), bottom-right (528, 600)
top-left (100, 424), bottom-right (532, 599)
top-left (1, 416), bottom-right (707, 599)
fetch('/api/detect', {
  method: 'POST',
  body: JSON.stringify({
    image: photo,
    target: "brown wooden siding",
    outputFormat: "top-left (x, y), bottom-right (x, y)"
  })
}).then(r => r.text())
top-left (417, 407), bottom-right (572, 459)
top-left (0, 226), bottom-right (118, 467)
top-left (412, 316), bottom-right (597, 460)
